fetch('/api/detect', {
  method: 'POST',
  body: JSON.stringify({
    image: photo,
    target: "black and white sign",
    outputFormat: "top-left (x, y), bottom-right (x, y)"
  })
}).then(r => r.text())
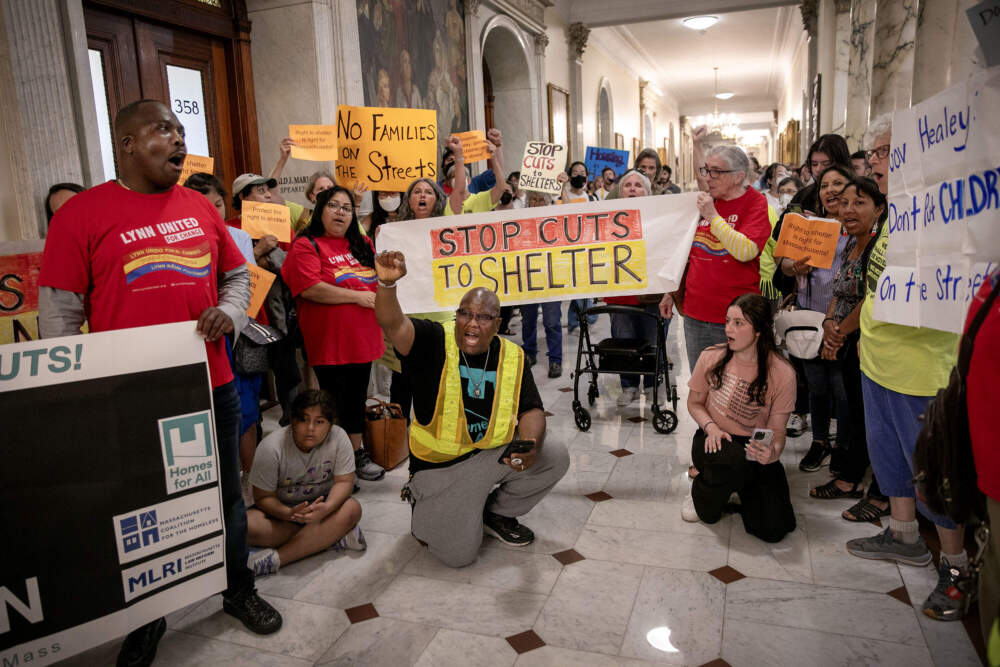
top-left (0, 323), bottom-right (226, 666)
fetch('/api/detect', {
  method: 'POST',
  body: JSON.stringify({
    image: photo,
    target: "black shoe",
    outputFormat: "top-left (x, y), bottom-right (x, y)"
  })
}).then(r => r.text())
top-left (483, 510), bottom-right (535, 546)
top-left (548, 362), bottom-right (562, 378)
top-left (799, 440), bottom-right (831, 472)
top-left (525, 354), bottom-right (537, 368)
top-left (223, 588), bottom-right (283, 635)
top-left (116, 617), bottom-right (166, 667)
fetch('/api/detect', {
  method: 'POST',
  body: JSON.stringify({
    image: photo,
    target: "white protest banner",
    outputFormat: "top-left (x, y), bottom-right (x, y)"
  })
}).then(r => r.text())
top-left (376, 194), bottom-right (700, 313)
top-left (875, 67), bottom-right (1000, 333)
top-left (518, 141), bottom-right (566, 195)
top-left (1, 322), bottom-right (226, 666)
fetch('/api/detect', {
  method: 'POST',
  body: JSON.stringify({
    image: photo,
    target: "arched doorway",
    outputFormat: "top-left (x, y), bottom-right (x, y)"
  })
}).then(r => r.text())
top-left (597, 79), bottom-right (613, 147)
top-left (482, 24), bottom-right (532, 176)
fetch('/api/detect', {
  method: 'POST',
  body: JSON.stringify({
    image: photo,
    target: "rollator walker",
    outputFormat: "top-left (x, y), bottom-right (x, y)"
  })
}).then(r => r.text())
top-left (569, 303), bottom-right (679, 434)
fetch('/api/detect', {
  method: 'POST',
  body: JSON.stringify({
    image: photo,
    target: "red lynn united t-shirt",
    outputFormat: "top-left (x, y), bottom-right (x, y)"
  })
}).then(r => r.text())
top-left (40, 181), bottom-right (246, 387)
top-left (683, 187), bottom-right (771, 324)
top-left (281, 235), bottom-right (384, 366)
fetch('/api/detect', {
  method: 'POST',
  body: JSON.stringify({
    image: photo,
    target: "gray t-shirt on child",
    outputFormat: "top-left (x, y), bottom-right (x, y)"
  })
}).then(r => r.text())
top-left (249, 425), bottom-right (356, 506)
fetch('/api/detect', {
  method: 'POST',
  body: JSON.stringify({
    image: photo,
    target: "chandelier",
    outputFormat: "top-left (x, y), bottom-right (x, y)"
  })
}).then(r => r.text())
top-left (695, 68), bottom-right (741, 141)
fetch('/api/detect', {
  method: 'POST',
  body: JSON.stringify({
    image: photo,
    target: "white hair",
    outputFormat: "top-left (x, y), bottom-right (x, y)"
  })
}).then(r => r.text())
top-left (608, 169), bottom-right (651, 199)
top-left (864, 112), bottom-right (892, 147)
top-left (705, 144), bottom-right (751, 186)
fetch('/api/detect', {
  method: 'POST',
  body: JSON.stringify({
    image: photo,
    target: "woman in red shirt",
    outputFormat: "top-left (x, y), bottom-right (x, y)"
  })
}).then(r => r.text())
top-left (282, 186), bottom-right (386, 481)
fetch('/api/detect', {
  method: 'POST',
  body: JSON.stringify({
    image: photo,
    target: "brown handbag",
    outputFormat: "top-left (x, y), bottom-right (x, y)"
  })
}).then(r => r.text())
top-left (362, 398), bottom-right (409, 470)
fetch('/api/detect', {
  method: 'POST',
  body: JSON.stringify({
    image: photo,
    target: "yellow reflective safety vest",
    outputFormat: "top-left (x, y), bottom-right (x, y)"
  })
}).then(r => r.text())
top-left (409, 323), bottom-right (524, 463)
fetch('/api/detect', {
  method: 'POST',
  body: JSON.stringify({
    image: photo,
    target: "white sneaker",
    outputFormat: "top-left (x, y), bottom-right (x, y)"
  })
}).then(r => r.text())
top-left (248, 548), bottom-right (280, 577)
top-left (616, 387), bottom-right (639, 407)
top-left (786, 413), bottom-right (807, 437)
top-left (335, 525), bottom-right (367, 551)
top-left (681, 490), bottom-right (699, 522)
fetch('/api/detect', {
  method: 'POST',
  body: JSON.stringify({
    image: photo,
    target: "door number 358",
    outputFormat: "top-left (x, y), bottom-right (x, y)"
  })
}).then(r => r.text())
top-left (173, 99), bottom-right (200, 115)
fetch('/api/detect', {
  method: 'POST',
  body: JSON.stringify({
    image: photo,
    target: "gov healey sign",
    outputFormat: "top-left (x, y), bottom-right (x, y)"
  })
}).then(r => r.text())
top-left (0, 323), bottom-right (226, 666)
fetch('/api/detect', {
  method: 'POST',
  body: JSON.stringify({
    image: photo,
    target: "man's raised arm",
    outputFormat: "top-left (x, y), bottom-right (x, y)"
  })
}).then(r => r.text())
top-left (374, 250), bottom-right (416, 357)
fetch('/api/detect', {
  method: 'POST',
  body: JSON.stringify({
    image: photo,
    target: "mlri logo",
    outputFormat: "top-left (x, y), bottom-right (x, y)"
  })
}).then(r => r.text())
top-left (159, 411), bottom-right (212, 466)
top-left (120, 510), bottom-right (159, 553)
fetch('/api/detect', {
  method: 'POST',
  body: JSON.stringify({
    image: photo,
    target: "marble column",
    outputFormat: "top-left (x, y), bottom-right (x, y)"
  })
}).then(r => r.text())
top-left (869, 0), bottom-right (917, 118)
top-left (0, 0), bottom-right (101, 239)
top-left (830, 0), bottom-right (851, 135)
top-left (567, 22), bottom-right (589, 163)
top-left (911, 0), bottom-right (987, 104)
top-left (844, 0), bottom-right (875, 150)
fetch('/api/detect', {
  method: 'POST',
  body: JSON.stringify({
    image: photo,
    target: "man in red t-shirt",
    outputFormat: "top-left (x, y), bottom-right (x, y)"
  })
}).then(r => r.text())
top-left (660, 126), bottom-right (771, 371)
top-left (38, 99), bottom-right (282, 666)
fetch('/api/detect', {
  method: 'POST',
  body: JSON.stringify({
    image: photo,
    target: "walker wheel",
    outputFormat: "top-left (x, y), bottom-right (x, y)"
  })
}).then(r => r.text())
top-left (574, 407), bottom-right (592, 431)
top-left (652, 408), bottom-right (678, 434)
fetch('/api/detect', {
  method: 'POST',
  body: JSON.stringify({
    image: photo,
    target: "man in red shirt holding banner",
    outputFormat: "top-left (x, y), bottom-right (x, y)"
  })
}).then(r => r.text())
top-left (38, 99), bottom-right (281, 667)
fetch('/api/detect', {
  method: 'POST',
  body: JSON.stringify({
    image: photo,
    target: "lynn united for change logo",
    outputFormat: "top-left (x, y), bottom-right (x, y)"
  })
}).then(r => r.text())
top-left (158, 410), bottom-right (217, 494)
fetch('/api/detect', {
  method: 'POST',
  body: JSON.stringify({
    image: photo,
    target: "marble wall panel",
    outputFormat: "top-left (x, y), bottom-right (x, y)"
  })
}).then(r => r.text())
top-left (869, 0), bottom-right (917, 117)
top-left (844, 0), bottom-right (875, 150)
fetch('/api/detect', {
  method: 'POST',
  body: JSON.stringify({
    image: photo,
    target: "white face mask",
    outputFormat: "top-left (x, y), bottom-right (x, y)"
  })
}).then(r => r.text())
top-left (380, 195), bottom-right (401, 212)
top-left (779, 193), bottom-right (793, 209)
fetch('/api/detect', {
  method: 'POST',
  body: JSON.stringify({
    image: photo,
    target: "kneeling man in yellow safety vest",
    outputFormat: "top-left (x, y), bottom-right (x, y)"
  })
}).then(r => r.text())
top-left (374, 250), bottom-right (570, 567)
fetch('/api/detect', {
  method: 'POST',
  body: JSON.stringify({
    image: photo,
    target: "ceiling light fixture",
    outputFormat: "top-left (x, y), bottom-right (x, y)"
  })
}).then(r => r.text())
top-left (715, 92), bottom-right (735, 100)
top-left (682, 15), bottom-right (719, 30)
top-left (694, 67), bottom-right (741, 141)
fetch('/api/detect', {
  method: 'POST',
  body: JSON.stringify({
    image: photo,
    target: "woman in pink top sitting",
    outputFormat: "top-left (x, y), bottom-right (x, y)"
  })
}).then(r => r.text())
top-left (682, 293), bottom-right (797, 543)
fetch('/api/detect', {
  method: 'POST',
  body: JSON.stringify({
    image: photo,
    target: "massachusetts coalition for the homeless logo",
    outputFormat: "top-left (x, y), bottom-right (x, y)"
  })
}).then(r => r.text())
top-left (158, 410), bottom-right (217, 494)
top-left (112, 489), bottom-right (222, 565)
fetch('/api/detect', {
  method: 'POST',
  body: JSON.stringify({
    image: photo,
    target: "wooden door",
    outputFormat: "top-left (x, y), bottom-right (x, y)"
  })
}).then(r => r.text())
top-left (83, 2), bottom-right (256, 206)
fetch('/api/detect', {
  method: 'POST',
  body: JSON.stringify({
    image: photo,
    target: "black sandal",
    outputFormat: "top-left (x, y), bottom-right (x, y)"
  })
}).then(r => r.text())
top-left (842, 496), bottom-right (890, 522)
top-left (810, 479), bottom-right (863, 499)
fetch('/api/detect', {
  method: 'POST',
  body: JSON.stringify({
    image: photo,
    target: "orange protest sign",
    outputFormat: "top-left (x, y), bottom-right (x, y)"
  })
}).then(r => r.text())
top-left (335, 105), bottom-right (437, 192)
top-left (241, 201), bottom-right (291, 243)
top-left (455, 130), bottom-right (491, 163)
top-left (246, 263), bottom-right (276, 318)
top-left (774, 213), bottom-right (842, 270)
top-left (289, 124), bottom-right (338, 161)
top-left (178, 154), bottom-right (214, 185)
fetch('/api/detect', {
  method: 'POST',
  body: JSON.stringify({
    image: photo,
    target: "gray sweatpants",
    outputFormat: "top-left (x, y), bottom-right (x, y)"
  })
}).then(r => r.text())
top-left (407, 441), bottom-right (570, 567)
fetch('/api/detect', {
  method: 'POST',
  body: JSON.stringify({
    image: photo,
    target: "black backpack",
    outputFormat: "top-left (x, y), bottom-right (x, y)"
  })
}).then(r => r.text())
top-left (913, 275), bottom-right (1000, 524)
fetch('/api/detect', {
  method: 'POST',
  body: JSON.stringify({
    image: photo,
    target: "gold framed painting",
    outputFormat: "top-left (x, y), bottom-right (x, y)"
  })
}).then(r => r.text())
top-left (547, 83), bottom-right (570, 155)
top-left (632, 137), bottom-right (640, 160)
top-left (614, 132), bottom-right (624, 150)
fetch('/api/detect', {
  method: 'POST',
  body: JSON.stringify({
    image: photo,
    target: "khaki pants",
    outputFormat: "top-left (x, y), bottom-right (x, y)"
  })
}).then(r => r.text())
top-left (407, 441), bottom-right (569, 567)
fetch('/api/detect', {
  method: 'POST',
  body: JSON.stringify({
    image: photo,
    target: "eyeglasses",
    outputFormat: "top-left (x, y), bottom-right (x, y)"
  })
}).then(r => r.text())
top-left (699, 166), bottom-right (737, 178)
top-left (325, 202), bottom-right (353, 214)
top-left (865, 144), bottom-right (890, 160)
top-left (455, 308), bottom-right (499, 323)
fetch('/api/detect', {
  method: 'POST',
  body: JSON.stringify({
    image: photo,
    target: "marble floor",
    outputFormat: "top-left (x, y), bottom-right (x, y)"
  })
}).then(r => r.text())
top-left (63, 309), bottom-right (981, 666)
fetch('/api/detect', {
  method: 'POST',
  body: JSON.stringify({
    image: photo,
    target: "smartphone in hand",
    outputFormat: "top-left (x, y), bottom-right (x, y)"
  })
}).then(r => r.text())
top-left (747, 428), bottom-right (774, 461)
top-left (498, 439), bottom-right (534, 463)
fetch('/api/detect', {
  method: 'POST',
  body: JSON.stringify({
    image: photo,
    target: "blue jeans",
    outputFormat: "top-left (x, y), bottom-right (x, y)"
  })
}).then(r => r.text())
top-left (568, 299), bottom-right (597, 330)
top-left (214, 381), bottom-right (254, 598)
top-left (610, 304), bottom-right (665, 389)
top-left (683, 316), bottom-right (727, 373)
top-left (861, 372), bottom-right (957, 529)
top-left (520, 302), bottom-right (562, 364)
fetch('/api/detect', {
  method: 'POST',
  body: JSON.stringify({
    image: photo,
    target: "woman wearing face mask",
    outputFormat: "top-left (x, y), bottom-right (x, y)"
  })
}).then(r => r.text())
top-left (777, 165), bottom-right (854, 475)
top-left (363, 191), bottom-right (402, 237)
top-left (560, 161), bottom-right (597, 204)
top-left (774, 176), bottom-right (802, 213)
